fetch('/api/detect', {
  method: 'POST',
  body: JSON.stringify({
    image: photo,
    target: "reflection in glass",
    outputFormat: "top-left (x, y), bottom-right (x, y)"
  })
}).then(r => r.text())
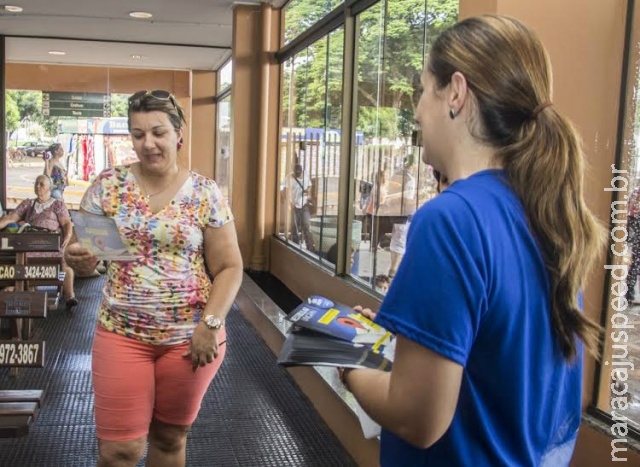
top-left (349, 0), bottom-right (458, 294)
top-left (278, 29), bottom-right (345, 261)
top-left (216, 96), bottom-right (232, 201)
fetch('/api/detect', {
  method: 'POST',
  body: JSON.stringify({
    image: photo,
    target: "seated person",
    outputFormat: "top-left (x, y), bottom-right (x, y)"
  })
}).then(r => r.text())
top-left (0, 175), bottom-right (77, 309)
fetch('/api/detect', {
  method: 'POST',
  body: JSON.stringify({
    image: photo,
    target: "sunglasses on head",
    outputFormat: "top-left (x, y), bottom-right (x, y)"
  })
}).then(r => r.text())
top-left (128, 89), bottom-right (177, 107)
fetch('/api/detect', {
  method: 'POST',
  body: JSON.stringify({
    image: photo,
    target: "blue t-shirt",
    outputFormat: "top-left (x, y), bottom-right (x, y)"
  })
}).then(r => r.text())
top-left (375, 169), bottom-right (581, 466)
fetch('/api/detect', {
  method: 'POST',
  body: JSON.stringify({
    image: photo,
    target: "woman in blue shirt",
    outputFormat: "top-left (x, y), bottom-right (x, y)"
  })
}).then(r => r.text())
top-left (341, 15), bottom-right (605, 466)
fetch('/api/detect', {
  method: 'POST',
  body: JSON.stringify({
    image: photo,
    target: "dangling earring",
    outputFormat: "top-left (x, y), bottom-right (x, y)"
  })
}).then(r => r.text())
top-left (177, 138), bottom-right (184, 150)
top-left (449, 109), bottom-right (456, 120)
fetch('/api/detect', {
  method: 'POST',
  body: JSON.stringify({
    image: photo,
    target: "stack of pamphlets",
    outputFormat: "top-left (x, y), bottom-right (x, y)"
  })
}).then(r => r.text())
top-left (70, 211), bottom-right (139, 261)
top-left (277, 295), bottom-right (395, 370)
top-left (277, 295), bottom-right (394, 438)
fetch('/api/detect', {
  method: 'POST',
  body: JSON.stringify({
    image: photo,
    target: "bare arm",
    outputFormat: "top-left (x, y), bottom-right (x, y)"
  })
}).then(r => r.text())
top-left (0, 211), bottom-right (23, 230)
top-left (58, 216), bottom-right (74, 250)
top-left (186, 221), bottom-right (244, 370)
top-left (44, 160), bottom-right (52, 177)
top-left (345, 335), bottom-right (463, 449)
top-left (202, 221), bottom-right (244, 320)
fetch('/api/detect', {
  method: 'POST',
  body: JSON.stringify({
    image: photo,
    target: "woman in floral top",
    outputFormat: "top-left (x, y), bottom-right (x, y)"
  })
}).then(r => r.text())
top-left (65, 90), bottom-right (243, 466)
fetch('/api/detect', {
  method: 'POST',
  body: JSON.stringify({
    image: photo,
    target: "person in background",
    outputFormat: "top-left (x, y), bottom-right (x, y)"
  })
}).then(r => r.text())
top-left (287, 163), bottom-right (316, 253)
top-left (339, 15), bottom-right (605, 466)
top-left (0, 175), bottom-right (77, 308)
top-left (374, 274), bottom-right (391, 294)
top-left (44, 143), bottom-right (69, 199)
top-left (625, 183), bottom-right (640, 303)
top-left (365, 169), bottom-right (388, 251)
top-left (64, 89), bottom-right (243, 467)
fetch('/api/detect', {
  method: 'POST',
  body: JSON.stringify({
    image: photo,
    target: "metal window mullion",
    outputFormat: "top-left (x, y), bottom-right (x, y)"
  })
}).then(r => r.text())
top-left (346, 0), bottom-right (381, 17)
top-left (336, 13), bottom-right (358, 276)
top-left (216, 86), bottom-right (231, 101)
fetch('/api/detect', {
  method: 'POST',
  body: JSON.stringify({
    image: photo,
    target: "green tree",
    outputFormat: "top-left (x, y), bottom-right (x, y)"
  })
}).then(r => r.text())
top-left (282, 0), bottom-right (458, 139)
top-left (284, 0), bottom-right (343, 44)
top-left (5, 92), bottom-right (20, 144)
top-left (110, 94), bottom-right (129, 117)
top-left (8, 90), bottom-right (58, 137)
top-left (355, 0), bottom-right (458, 139)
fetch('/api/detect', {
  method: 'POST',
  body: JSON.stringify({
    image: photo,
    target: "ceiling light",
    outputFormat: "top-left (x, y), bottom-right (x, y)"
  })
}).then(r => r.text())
top-left (129, 11), bottom-right (153, 19)
top-left (48, 50), bottom-right (66, 56)
top-left (131, 54), bottom-right (143, 60)
top-left (2, 5), bottom-right (24, 13)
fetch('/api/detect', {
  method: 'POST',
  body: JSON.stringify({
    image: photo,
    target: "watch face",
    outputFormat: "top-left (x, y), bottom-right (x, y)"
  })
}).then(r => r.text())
top-left (205, 315), bottom-right (223, 329)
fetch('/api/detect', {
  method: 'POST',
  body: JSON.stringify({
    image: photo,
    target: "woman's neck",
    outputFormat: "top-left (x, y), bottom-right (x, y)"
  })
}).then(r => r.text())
top-left (444, 143), bottom-right (499, 184)
top-left (36, 196), bottom-right (51, 203)
top-left (139, 163), bottom-right (179, 181)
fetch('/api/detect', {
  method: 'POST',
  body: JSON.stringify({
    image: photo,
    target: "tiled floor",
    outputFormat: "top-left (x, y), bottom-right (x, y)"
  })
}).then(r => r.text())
top-left (0, 275), bottom-right (356, 467)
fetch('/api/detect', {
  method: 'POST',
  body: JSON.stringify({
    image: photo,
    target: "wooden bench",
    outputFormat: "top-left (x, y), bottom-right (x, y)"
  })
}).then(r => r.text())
top-left (0, 232), bottom-right (58, 437)
top-left (0, 390), bottom-right (44, 437)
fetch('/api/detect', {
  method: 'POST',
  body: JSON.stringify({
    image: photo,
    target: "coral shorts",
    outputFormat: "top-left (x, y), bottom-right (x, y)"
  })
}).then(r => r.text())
top-left (92, 325), bottom-right (226, 441)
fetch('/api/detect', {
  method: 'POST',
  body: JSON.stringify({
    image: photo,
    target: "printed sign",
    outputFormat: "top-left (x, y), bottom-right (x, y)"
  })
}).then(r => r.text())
top-left (0, 292), bottom-right (47, 318)
top-left (0, 340), bottom-right (45, 367)
top-left (43, 91), bottom-right (111, 118)
top-left (0, 233), bottom-right (60, 252)
top-left (0, 265), bottom-right (60, 280)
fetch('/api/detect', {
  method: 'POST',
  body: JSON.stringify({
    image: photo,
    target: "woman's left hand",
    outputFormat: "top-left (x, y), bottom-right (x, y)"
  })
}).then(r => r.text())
top-left (183, 323), bottom-right (221, 372)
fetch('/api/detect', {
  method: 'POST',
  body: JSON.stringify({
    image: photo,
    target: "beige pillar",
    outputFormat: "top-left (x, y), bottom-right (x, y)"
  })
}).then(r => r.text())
top-left (231, 4), bottom-right (262, 264)
top-left (248, 4), bottom-right (281, 271)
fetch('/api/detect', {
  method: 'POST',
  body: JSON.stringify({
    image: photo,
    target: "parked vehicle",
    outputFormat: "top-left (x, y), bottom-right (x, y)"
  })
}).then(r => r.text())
top-left (17, 141), bottom-right (48, 157)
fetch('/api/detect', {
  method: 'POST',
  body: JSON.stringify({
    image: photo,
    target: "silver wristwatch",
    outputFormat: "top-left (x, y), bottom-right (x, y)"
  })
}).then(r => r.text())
top-left (202, 315), bottom-right (224, 330)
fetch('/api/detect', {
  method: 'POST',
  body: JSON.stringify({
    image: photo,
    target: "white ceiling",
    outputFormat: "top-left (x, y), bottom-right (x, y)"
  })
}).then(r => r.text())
top-left (0, 0), bottom-right (284, 71)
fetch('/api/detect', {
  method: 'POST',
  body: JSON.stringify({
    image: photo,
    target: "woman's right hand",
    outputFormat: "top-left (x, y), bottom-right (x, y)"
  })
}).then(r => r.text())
top-left (64, 242), bottom-right (99, 275)
top-left (354, 305), bottom-right (377, 321)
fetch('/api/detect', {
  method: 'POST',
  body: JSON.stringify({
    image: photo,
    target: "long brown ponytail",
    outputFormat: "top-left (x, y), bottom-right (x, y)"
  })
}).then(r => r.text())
top-left (428, 15), bottom-right (606, 360)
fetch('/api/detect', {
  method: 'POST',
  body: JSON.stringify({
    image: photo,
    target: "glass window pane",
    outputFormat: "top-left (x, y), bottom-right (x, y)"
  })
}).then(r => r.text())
top-left (219, 60), bottom-right (232, 92)
top-left (283, 0), bottom-right (343, 45)
top-left (216, 95), bottom-right (232, 201)
top-left (4, 64), bottom-right (190, 212)
top-left (278, 29), bottom-right (344, 261)
top-left (5, 88), bottom-right (124, 210)
top-left (349, 0), bottom-right (458, 294)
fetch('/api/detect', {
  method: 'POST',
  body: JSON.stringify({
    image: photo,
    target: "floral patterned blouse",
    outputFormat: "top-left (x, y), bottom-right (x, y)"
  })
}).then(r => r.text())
top-left (80, 166), bottom-right (234, 345)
